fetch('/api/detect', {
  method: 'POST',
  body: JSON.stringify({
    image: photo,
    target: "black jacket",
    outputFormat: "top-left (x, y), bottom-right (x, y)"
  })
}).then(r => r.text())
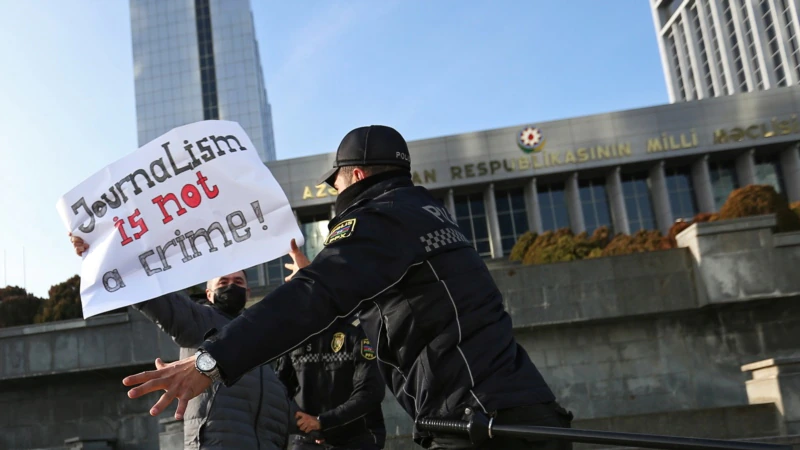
top-left (134, 294), bottom-right (290, 450)
top-left (276, 318), bottom-right (385, 448)
top-left (203, 171), bottom-right (555, 448)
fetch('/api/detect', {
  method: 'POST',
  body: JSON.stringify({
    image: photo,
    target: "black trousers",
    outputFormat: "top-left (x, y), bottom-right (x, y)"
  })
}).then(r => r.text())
top-left (429, 402), bottom-right (574, 450)
top-left (289, 434), bottom-right (382, 450)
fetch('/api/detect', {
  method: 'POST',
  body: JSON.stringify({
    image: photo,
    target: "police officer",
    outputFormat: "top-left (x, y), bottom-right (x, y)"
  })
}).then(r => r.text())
top-left (277, 315), bottom-right (385, 450)
top-left (123, 125), bottom-right (573, 450)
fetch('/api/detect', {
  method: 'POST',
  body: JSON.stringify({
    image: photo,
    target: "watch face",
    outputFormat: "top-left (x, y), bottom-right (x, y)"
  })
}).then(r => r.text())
top-left (196, 353), bottom-right (216, 372)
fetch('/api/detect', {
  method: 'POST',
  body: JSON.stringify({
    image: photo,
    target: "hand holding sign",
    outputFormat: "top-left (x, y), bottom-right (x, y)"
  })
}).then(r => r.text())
top-left (57, 120), bottom-right (304, 318)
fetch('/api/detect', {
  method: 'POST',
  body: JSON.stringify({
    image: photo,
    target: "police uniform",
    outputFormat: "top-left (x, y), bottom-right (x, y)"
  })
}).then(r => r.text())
top-left (276, 317), bottom-right (385, 450)
top-left (201, 125), bottom-right (573, 450)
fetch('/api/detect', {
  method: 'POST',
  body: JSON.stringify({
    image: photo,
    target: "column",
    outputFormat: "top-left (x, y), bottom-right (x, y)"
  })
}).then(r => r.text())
top-left (484, 184), bottom-right (503, 259)
top-left (606, 167), bottom-right (629, 235)
top-left (780, 143), bottom-right (800, 203)
top-left (691, 155), bottom-right (716, 212)
top-left (524, 178), bottom-right (544, 233)
top-left (566, 172), bottom-right (585, 234)
top-left (445, 189), bottom-right (457, 220)
top-left (649, 161), bottom-right (674, 234)
top-left (736, 148), bottom-right (756, 186)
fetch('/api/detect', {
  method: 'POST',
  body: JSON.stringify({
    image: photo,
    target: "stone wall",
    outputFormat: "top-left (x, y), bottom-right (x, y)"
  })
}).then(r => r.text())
top-left (0, 311), bottom-right (178, 450)
top-left (3, 214), bottom-right (800, 449)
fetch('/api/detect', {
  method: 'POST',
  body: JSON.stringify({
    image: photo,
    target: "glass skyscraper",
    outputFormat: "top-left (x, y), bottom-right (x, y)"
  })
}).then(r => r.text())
top-left (130, 0), bottom-right (276, 162)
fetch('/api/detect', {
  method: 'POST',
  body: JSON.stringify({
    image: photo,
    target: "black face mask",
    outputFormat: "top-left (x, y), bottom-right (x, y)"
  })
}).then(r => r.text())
top-left (212, 284), bottom-right (247, 316)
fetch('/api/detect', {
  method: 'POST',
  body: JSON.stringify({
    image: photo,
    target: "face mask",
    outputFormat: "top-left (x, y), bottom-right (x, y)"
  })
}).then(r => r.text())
top-left (212, 284), bottom-right (247, 316)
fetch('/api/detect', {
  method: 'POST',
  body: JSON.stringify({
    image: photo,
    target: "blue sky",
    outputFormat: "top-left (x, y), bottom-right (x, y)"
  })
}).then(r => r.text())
top-left (0, 1), bottom-right (666, 298)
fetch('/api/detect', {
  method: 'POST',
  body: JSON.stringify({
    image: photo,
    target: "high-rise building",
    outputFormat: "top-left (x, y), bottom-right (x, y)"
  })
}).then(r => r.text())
top-left (130, 0), bottom-right (276, 162)
top-left (651, 0), bottom-right (800, 102)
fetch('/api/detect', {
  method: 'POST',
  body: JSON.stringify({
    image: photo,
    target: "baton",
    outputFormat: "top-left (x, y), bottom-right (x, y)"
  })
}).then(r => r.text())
top-left (415, 414), bottom-right (792, 450)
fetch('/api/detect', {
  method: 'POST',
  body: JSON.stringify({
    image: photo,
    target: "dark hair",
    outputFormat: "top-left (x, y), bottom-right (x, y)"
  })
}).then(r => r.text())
top-left (339, 165), bottom-right (406, 178)
top-left (206, 270), bottom-right (248, 290)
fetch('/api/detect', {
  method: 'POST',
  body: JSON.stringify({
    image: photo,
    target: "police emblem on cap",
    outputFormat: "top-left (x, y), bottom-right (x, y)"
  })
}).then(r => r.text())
top-left (331, 332), bottom-right (345, 353)
top-left (361, 338), bottom-right (376, 360)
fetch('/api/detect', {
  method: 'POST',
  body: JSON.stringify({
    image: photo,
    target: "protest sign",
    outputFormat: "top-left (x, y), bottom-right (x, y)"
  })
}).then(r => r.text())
top-left (56, 120), bottom-right (305, 318)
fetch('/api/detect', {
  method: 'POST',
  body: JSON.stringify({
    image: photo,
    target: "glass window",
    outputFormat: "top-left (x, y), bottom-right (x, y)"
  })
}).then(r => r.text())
top-left (454, 193), bottom-right (491, 257)
top-left (579, 178), bottom-right (612, 234)
top-left (666, 167), bottom-right (698, 221)
top-left (538, 183), bottom-right (570, 232)
top-left (495, 188), bottom-right (528, 255)
top-left (243, 265), bottom-right (260, 288)
top-left (709, 160), bottom-right (739, 209)
top-left (754, 153), bottom-right (785, 195)
top-left (622, 173), bottom-right (656, 232)
top-left (300, 215), bottom-right (330, 261)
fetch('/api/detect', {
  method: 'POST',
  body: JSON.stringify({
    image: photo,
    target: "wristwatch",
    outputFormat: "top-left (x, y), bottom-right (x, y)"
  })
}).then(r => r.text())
top-left (194, 350), bottom-right (223, 383)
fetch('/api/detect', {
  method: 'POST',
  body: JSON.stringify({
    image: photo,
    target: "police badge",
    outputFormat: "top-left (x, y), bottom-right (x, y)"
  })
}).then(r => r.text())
top-left (331, 332), bottom-right (345, 353)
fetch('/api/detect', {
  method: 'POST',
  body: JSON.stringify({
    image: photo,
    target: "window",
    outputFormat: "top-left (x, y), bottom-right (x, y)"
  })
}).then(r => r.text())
top-left (778, 0), bottom-right (800, 80)
top-left (740, 0), bottom-right (764, 89)
top-left (622, 173), bottom-right (657, 232)
top-left (709, 160), bottom-right (740, 209)
top-left (667, 32), bottom-right (687, 100)
top-left (495, 188), bottom-right (528, 255)
top-left (244, 265), bottom-right (260, 288)
top-left (722, 0), bottom-right (748, 90)
top-left (666, 167), bottom-right (698, 221)
top-left (298, 213), bottom-right (331, 261)
top-left (195, 0), bottom-right (219, 119)
top-left (690, 4), bottom-right (715, 96)
top-left (754, 153), bottom-right (786, 194)
top-left (579, 178), bottom-right (612, 234)
top-left (266, 256), bottom-right (292, 286)
top-left (455, 193), bottom-right (491, 257)
top-left (761, 0), bottom-right (786, 86)
top-left (676, 17), bottom-right (697, 100)
top-left (538, 183), bottom-right (570, 232)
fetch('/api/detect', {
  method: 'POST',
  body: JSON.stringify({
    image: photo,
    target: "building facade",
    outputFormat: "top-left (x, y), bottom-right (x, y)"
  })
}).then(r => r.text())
top-left (130, 0), bottom-right (276, 162)
top-left (651, 0), bottom-right (800, 102)
top-left (244, 86), bottom-right (800, 290)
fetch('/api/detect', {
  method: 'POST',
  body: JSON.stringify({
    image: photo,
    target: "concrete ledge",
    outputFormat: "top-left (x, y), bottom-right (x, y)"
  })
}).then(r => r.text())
top-left (0, 312), bottom-right (129, 339)
top-left (775, 231), bottom-right (800, 248)
top-left (742, 356), bottom-right (800, 372)
top-left (675, 215), bottom-right (777, 248)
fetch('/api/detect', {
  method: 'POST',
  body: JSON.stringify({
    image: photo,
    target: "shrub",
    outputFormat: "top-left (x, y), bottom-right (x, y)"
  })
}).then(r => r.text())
top-left (522, 227), bottom-right (608, 265)
top-left (509, 231), bottom-right (537, 262)
top-left (718, 184), bottom-right (800, 232)
top-left (601, 230), bottom-right (668, 257)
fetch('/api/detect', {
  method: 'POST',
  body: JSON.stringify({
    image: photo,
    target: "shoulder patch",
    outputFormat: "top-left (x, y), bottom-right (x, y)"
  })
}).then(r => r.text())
top-left (361, 338), bottom-right (376, 360)
top-left (325, 218), bottom-right (357, 246)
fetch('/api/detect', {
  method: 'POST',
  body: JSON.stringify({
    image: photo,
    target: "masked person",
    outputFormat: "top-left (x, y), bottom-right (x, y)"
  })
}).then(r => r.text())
top-left (70, 235), bottom-right (291, 450)
top-left (120, 125), bottom-right (573, 450)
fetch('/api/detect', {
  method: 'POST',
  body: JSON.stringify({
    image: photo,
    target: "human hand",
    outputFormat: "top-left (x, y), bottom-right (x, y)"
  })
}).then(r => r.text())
top-left (69, 232), bottom-right (89, 256)
top-left (284, 238), bottom-right (311, 282)
top-left (122, 355), bottom-right (212, 420)
top-left (295, 411), bottom-right (322, 433)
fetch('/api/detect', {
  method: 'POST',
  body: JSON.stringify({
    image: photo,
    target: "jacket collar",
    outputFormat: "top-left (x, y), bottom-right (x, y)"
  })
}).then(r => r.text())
top-left (332, 170), bottom-right (412, 222)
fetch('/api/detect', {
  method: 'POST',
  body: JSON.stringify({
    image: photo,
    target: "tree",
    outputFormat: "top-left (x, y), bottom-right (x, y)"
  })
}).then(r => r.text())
top-left (0, 286), bottom-right (45, 328)
top-left (35, 275), bottom-right (83, 323)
